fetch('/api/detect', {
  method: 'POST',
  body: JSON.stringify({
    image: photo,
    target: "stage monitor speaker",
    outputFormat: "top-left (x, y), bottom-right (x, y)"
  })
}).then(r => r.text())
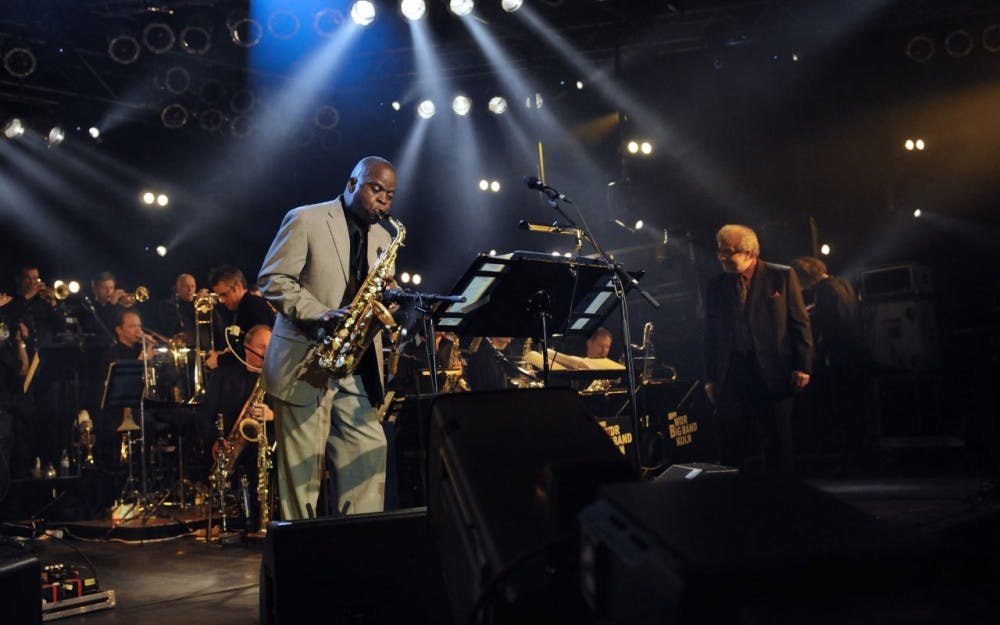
top-left (654, 462), bottom-right (738, 482)
top-left (0, 554), bottom-right (40, 625)
top-left (580, 477), bottom-right (992, 625)
top-left (427, 388), bottom-right (636, 625)
top-left (260, 507), bottom-right (453, 625)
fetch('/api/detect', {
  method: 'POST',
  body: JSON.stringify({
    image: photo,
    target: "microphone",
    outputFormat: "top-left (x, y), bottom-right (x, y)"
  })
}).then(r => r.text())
top-left (523, 176), bottom-right (572, 203)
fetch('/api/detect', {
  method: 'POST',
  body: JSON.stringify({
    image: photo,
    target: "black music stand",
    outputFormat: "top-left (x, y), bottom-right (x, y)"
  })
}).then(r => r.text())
top-left (435, 251), bottom-right (637, 384)
top-left (101, 361), bottom-right (147, 501)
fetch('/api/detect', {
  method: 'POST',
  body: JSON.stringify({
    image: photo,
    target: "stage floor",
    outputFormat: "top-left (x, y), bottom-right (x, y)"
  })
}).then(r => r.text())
top-left (10, 473), bottom-right (999, 625)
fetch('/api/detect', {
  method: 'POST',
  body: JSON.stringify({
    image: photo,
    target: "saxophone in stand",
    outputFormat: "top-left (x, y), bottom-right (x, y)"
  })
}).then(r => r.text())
top-left (314, 217), bottom-right (406, 377)
top-left (239, 394), bottom-right (272, 534)
top-left (210, 377), bottom-right (266, 487)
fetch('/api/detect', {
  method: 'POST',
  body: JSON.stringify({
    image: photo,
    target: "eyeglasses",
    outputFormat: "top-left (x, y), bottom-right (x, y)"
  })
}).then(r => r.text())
top-left (716, 248), bottom-right (747, 257)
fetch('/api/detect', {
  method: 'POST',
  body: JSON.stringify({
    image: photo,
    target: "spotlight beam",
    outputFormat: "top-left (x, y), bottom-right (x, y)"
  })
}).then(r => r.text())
top-left (515, 6), bottom-right (749, 214)
top-left (461, 17), bottom-right (606, 187)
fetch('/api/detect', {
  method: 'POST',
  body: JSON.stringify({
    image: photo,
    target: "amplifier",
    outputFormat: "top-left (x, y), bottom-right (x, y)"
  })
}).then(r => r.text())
top-left (580, 477), bottom-right (987, 624)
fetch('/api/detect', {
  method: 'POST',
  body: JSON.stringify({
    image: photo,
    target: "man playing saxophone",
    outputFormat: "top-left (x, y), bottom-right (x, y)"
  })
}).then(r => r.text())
top-left (258, 156), bottom-right (397, 519)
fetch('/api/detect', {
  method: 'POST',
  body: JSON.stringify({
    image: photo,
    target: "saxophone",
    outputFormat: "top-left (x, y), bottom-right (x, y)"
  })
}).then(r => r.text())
top-left (314, 217), bottom-right (406, 377)
top-left (238, 390), bottom-right (272, 534)
top-left (210, 377), bottom-right (266, 487)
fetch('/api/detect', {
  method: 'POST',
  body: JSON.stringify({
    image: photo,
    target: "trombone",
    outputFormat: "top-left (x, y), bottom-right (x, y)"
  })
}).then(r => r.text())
top-left (190, 292), bottom-right (220, 403)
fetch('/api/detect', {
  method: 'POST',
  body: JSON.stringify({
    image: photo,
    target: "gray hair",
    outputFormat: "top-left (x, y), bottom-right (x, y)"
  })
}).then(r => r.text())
top-left (716, 224), bottom-right (760, 258)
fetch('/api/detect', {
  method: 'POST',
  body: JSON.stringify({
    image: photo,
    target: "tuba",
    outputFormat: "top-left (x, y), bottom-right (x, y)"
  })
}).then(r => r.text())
top-left (314, 217), bottom-right (405, 377)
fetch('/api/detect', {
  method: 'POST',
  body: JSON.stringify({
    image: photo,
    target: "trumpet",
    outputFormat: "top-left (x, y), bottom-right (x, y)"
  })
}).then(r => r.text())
top-left (119, 285), bottom-right (150, 307)
top-left (49, 279), bottom-right (81, 300)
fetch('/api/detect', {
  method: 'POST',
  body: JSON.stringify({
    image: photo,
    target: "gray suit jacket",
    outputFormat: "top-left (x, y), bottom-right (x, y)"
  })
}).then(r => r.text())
top-left (257, 197), bottom-right (392, 406)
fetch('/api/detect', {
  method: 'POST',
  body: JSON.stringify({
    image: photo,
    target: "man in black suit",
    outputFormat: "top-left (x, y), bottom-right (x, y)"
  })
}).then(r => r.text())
top-left (704, 224), bottom-right (813, 474)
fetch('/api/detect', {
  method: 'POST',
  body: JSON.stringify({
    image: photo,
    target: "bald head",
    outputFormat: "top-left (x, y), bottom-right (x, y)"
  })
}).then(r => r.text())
top-left (175, 273), bottom-right (196, 302)
top-left (344, 156), bottom-right (396, 225)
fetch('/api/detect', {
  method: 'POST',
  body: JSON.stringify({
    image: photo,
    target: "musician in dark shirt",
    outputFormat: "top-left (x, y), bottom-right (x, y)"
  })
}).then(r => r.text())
top-left (206, 266), bottom-right (275, 371)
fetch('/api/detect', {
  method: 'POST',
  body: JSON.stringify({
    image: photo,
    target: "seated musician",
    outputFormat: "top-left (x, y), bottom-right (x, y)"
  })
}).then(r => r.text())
top-left (389, 329), bottom-right (463, 395)
top-left (463, 337), bottom-right (515, 392)
top-left (96, 309), bottom-right (157, 468)
top-left (522, 327), bottom-right (624, 391)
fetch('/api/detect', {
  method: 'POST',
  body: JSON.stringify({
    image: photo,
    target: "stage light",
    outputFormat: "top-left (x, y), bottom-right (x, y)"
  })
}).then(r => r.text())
top-left (634, 220), bottom-right (644, 230)
top-left (88, 127), bottom-right (101, 139)
top-left (626, 141), bottom-right (639, 154)
top-left (450, 0), bottom-right (474, 16)
top-left (400, 272), bottom-right (411, 284)
top-left (452, 95), bottom-right (472, 116)
top-left (534, 93), bottom-right (544, 109)
top-left (984, 24), bottom-right (1000, 53)
top-left (180, 25), bottom-right (212, 55)
top-left (905, 35), bottom-right (934, 63)
top-left (551, 251), bottom-right (561, 257)
top-left (488, 250), bottom-right (497, 256)
top-left (269, 10), bottom-right (301, 38)
top-left (198, 109), bottom-right (225, 133)
top-left (564, 252), bottom-right (572, 258)
top-left (501, 0), bottom-right (523, 12)
top-left (417, 99), bottom-right (436, 119)
top-left (229, 89), bottom-right (256, 114)
top-left (165, 66), bottom-right (191, 94)
top-left (479, 179), bottom-right (489, 191)
top-left (351, 1), bottom-right (376, 26)
top-left (230, 116), bottom-right (254, 138)
top-left (488, 96), bottom-right (507, 115)
top-left (904, 139), bottom-right (915, 151)
top-left (68, 281), bottom-right (80, 294)
top-left (313, 9), bottom-right (344, 37)
top-left (913, 209), bottom-right (922, 218)
top-left (915, 138), bottom-right (925, 150)
top-left (3, 47), bottom-right (37, 78)
top-left (46, 126), bottom-right (65, 147)
top-left (3, 117), bottom-right (25, 139)
top-left (576, 80), bottom-right (584, 90)
top-left (640, 141), bottom-right (653, 155)
top-left (945, 29), bottom-right (974, 57)
top-left (161, 103), bottom-right (189, 129)
top-left (156, 193), bottom-right (169, 207)
top-left (314, 105), bottom-right (340, 129)
top-left (142, 192), bottom-right (155, 205)
top-left (142, 22), bottom-right (176, 54)
top-left (820, 244), bottom-right (831, 255)
top-left (490, 180), bottom-right (501, 192)
top-left (227, 13), bottom-right (263, 47)
top-left (411, 274), bottom-right (422, 286)
top-left (108, 34), bottom-right (141, 64)
top-left (792, 52), bottom-right (800, 62)
top-left (156, 245), bottom-right (168, 257)
top-left (401, 0), bottom-right (427, 21)
top-left (391, 101), bottom-right (401, 111)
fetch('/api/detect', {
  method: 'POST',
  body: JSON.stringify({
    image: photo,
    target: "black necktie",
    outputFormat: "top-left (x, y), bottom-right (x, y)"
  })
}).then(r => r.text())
top-left (736, 275), bottom-right (748, 312)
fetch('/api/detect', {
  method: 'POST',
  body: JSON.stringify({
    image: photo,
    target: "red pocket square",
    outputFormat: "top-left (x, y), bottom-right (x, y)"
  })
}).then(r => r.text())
top-left (770, 290), bottom-right (782, 298)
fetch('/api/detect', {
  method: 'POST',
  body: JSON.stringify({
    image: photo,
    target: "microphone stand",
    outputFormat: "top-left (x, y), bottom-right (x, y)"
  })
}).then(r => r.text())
top-left (380, 291), bottom-right (466, 397)
top-left (522, 188), bottom-right (660, 471)
top-left (80, 296), bottom-right (118, 345)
